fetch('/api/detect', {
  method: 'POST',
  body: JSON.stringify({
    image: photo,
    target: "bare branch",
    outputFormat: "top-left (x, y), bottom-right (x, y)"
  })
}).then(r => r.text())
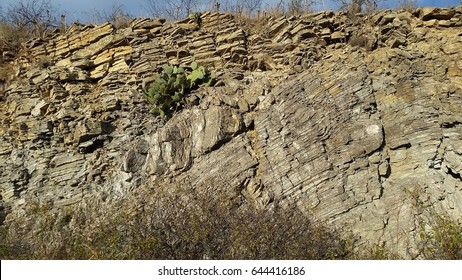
top-left (287, 0), bottom-right (316, 15)
top-left (217, 0), bottom-right (263, 16)
top-left (145, 0), bottom-right (199, 20)
top-left (3, 0), bottom-right (57, 37)
top-left (334, 0), bottom-right (384, 13)
top-left (88, 3), bottom-right (132, 28)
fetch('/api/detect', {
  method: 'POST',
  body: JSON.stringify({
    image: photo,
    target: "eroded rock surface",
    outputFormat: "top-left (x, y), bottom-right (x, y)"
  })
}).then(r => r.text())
top-left (1, 7), bottom-right (462, 258)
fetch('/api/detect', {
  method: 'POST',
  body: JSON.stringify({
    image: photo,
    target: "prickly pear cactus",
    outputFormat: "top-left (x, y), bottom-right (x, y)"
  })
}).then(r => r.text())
top-left (144, 61), bottom-right (216, 118)
top-left (188, 58), bottom-right (216, 88)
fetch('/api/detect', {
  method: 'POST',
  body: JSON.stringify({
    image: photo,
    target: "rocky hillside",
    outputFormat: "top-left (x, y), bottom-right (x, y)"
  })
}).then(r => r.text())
top-left (1, 6), bottom-right (462, 258)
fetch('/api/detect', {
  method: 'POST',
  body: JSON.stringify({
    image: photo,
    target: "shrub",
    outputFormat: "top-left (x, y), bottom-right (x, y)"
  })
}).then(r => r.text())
top-left (0, 188), bottom-right (350, 259)
top-left (187, 12), bottom-right (202, 26)
top-left (144, 60), bottom-right (215, 118)
top-left (0, 0), bottom-right (58, 61)
top-left (145, 0), bottom-right (200, 20)
top-left (417, 214), bottom-right (462, 260)
top-left (406, 187), bottom-right (462, 259)
top-left (4, 185), bottom-right (459, 259)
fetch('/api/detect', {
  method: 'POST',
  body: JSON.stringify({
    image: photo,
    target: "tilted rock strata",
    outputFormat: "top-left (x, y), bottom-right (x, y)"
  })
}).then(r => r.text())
top-left (1, 7), bottom-right (462, 258)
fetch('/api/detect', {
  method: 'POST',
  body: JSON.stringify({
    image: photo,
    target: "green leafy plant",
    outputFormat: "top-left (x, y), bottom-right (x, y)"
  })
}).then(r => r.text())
top-left (144, 59), bottom-right (216, 118)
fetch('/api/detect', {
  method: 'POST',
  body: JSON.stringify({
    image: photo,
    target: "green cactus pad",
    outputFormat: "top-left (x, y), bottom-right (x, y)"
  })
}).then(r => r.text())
top-left (144, 60), bottom-right (216, 118)
top-left (191, 61), bottom-right (198, 71)
top-left (162, 64), bottom-right (174, 75)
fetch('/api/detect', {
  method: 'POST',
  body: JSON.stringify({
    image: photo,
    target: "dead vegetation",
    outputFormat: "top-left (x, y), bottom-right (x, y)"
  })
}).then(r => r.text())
top-left (2, 185), bottom-right (460, 259)
top-left (0, 187), bottom-right (352, 259)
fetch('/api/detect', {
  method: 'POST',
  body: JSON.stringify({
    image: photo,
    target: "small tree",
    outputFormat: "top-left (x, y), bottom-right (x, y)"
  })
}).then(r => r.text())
top-left (211, 0), bottom-right (262, 16)
top-left (334, 0), bottom-right (383, 13)
top-left (3, 0), bottom-right (57, 37)
top-left (396, 0), bottom-right (416, 11)
top-left (145, 0), bottom-right (199, 20)
top-left (241, 0), bottom-right (263, 15)
top-left (287, 0), bottom-right (316, 15)
top-left (89, 4), bottom-right (132, 28)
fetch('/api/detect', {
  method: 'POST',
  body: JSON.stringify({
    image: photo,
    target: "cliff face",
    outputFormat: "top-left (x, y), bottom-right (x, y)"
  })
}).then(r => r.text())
top-left (1, 7), bottom-right (462, 258)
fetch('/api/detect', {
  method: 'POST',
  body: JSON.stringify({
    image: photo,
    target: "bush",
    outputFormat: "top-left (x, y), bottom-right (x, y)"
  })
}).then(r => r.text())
top-left (0, 188), bottom-right (350, 259)
top-left (407, 187), bottom-right (462, 259)
top-left (1, 0), bottom-right (58, 62)
top-left (3, 184), bottom-right (459, 259)
top-left (417, 214), bottom-right (462, 259)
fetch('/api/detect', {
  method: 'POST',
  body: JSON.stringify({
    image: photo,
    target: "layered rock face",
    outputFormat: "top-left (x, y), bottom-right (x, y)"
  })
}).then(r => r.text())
top-left (1, 7), bottom-right (462, 258)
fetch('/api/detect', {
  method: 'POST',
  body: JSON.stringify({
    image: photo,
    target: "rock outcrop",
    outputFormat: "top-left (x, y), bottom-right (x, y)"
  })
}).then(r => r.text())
top-left (1, 6), bottom-right (462, 258)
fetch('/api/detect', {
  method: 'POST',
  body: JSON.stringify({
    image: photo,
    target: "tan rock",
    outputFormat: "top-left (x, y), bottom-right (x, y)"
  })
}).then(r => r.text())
top-left (131, 18), bottom-right (165, 30)
top-left (331, 31), bottom-right (346, 41)
top-left (419, 7), bottom-right (455, 21)
top-left (90, 64), bottom-right (109, 79)
top-left (31, 100), bottom-right (49, 117)
top-left (74, 33), bottom-right (125, 60)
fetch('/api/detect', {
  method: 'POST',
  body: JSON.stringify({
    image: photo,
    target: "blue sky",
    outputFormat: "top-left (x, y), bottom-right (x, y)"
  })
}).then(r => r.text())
top-left (1, 0), bottom-right (460, 23)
